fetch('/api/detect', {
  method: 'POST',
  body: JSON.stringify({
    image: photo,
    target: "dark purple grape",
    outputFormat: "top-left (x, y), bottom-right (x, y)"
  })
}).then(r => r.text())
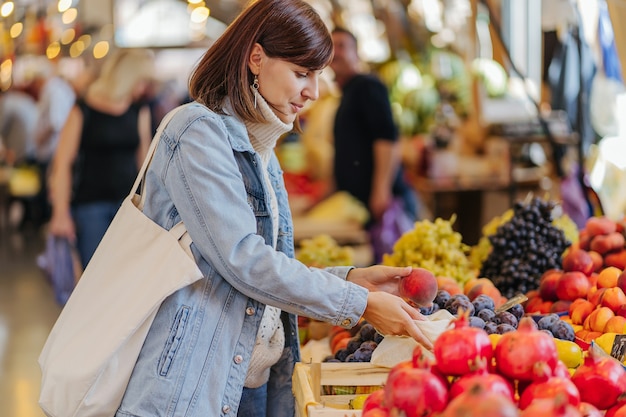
top-left (551, 320), bottom-right (575, 342)
top-left (420, 305), bottom-right (435, 315)
top-left (446, 298), bottom-right (475, 316)
top-left (469, 316), bottom-right (486, 329)
top-left (494, 311), bottom-right (519, 328)
top-left (358, 323), bottom-right (377, 341)
top-left (346, 337), bottom-right (361, 354)
top-left (537, 314), bottom-right (560, 331)
top-left (472, 294), bottom-right (496, 313)
top-left (445, 294), bottom-right (474, 316)
top-left (353, 347), bottom-right (373, 362)
top-left (477, 309), bottom-right (496, 323)
top-left (506, 303), bottom-right (525, 320)
top-left (360, 340), bottom-right (378, 351)
top-left (496, 323), bottom-right (516, 334)
top-left (434, 290), bottom-right (451, 307)
top-left (335, 348), bottom-right (350, 362)
top-left (374, 332), bottom-right (384, 344)
top-left (484, 322), bottom-right (498, 335)
top-left (345, 353), bottom-right (358, 362)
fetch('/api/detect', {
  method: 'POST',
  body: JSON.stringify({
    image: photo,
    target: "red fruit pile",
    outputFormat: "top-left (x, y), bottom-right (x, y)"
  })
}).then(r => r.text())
top-left (361, 315), bottom-right (626, 416)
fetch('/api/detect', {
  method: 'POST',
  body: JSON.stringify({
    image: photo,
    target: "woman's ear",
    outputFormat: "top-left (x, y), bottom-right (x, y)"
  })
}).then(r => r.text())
top-left (247, 43), bottom-right (264, 75)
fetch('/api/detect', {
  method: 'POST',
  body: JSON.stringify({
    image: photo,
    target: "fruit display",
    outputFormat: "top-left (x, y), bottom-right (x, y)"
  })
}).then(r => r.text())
top-left (295, 234), bottom-right (354, 268)
top-left (523, 215), bottom-right (626, 346)
top-left (382, 215), bottom-right (476, 285)
top-left (354, 315), bottom-right (626, 416)
top-left (480, 197), bottom-right (571, 298)
top-left (469, 207), bottom-right (578, 271)
top-left (326, 322), bottom-right (384, 363)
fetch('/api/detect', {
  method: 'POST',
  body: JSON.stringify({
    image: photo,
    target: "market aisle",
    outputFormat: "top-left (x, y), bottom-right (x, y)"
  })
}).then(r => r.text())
top-left (0, 227), bottom-right (61, 417)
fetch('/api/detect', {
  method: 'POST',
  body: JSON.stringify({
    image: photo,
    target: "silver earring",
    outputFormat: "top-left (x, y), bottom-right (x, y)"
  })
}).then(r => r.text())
top-left (252, 75), bottom-right (259, 108)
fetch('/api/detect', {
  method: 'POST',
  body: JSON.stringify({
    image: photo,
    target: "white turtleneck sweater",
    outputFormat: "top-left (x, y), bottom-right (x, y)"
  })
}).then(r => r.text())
top-left (242, 89), bottom-right (293, 388)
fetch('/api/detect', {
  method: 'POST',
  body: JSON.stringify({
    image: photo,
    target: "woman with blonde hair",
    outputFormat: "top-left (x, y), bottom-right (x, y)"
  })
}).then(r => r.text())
top-left (48, 48), bottom-right (155, 268)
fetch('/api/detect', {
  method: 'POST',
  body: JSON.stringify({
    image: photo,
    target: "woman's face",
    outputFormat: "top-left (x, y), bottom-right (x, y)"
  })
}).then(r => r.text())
top-left (251, 44), bottom-right (322, 124)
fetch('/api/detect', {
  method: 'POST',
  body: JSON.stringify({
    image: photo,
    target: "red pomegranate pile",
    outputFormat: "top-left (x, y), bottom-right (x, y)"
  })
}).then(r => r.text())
top-left (361, 313), bottom-right (626, 416)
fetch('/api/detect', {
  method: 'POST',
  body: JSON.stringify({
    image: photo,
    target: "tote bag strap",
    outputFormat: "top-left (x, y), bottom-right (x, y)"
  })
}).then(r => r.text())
top-left (132, 103), bottom-right (193, 209)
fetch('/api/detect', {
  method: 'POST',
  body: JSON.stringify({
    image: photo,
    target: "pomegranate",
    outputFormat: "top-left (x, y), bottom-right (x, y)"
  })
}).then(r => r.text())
top-left (440, 382), bottom-right (519, 417)
top-left (362, 408), bottom-right (390, 417)
top-left (494, 316), bottom-right (558, 381)
top-left (518, 362), bottom-right (580, 409)
top-left (519, 394), bottom-right (583, 417)
top-left (571, 348), bottom-right (626, 410)
top-left (412, 344), bottom-right (449, 388)
top-left (434, 310), bottom-right (493, 376)
top-left (384, 366), bottom-right (448, 417)
top-left (449, 357), bottom-right (514, 401)
top-left (361, 389), bottom-right (386, 414)
top-left (578, 402), bottom-right (603, 417)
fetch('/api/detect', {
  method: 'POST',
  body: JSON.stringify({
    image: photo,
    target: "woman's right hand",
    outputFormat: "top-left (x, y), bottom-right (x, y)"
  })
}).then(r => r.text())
top-left (48, 210), bottom-right (76, 243)
top-left (361, 291), bottom-right (434, 350)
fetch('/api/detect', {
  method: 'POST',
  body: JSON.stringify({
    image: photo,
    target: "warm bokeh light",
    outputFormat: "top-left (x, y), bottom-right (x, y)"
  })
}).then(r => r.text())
top-left (78, 34), bottom-right (92, 48)
top-left (46, 42), bottom-right (61, 59)
top-left (62, 7), bottom-right (77, 24)
top-left (0, 2), bottom-right (14, 18)
top-left (188, 0), bottom-right (204, 4)
top-left (58, 0), bottom-right (72, 13)
top-left (9, 22), bottom-right (22, 38)
top-left (61, 28), bottom-right (75, 45)
top-left (1, 59), bottom-right (13, 85)
top-left (190, 6), bottom-right (209, 23)
top-left (69, 41), bottom-right (85, 58)
top-left (92, 41), bottom-right (109, 59)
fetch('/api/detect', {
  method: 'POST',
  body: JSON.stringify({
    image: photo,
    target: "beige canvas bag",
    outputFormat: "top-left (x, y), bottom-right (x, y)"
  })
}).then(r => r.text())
top-left (38, 104), bottom-right (203, 417)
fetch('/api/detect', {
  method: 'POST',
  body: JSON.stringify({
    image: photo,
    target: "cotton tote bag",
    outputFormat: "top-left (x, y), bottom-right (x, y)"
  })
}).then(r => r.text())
top-left (38, 104), bottom-right (204, 417)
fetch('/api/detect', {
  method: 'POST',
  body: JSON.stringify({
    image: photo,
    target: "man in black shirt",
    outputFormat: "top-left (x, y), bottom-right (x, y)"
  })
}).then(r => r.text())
top-left (330, 28), bottom-right (418, 234)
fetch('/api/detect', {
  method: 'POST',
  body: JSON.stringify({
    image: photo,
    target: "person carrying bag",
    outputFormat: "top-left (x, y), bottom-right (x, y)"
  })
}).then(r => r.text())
top-left (38, 103), bottom-right (204, 417)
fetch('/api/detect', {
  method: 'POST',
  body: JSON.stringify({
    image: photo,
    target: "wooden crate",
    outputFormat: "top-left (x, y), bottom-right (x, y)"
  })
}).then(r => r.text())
top-left (293, 362), bottom-right (390, 417)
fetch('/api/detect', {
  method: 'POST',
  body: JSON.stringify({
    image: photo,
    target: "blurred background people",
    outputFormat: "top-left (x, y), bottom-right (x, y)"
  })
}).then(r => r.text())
top-left (330, 28), bottom-right (420, 226)
top-left (27, 72), bottom-right (77, 228)
top-left (0, 88), bottom-right (38, 167)
top-left (48, 48), bottom-right (155, 269)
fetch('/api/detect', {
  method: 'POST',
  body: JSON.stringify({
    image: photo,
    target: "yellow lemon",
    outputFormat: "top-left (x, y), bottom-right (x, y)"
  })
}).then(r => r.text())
top-left (350, 394), bottom-right (369, 410)
top-left (554, 338), bottom-right (583, 369)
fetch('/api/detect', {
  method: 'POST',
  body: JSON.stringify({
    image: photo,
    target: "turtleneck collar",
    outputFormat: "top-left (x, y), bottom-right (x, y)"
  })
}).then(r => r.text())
top-left (244, 88), bottom-right (293, 155)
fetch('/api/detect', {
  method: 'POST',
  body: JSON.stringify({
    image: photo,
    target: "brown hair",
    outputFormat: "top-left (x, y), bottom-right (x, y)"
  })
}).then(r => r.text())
top-left (188, 0), bottom-right (333, 124)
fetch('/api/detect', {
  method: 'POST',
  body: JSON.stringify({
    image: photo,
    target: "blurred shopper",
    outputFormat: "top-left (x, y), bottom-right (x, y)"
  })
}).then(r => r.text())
top-left (29, 73), bottom-right (76, 227)
top-left (48, 48), bottom-right (155, 269)
top-left (113, 1), bottom-right (430, 417)
top-left (330, 28), bottom-right (419, 226)
top-left (0, 88), bottom-right (38, 166)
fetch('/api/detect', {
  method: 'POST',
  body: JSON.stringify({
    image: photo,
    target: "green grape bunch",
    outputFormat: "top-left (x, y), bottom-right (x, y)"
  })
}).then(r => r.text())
top-left (296, 234), bottom-right (354, 268)
top-left (382, 215), bottom-right (477, 285)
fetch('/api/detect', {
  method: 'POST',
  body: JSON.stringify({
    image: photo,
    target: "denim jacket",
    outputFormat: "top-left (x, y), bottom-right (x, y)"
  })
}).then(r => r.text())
top-left (115, 102), bottom-right (369, 417)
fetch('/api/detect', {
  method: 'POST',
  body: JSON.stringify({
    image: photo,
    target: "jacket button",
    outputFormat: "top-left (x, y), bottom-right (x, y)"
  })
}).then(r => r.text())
top-left (341, 318), bottom-right (352, 327)
top-left (222, 405), bottom-right (231, 413)
top-left (246, 307), bottom-right (255, 316)
top-left (234, 355), bottom-right (243, 364)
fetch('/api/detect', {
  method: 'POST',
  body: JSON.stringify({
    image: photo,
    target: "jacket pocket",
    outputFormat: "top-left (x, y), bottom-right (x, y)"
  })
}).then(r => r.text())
top-left (157, 305), bottom-right (191, 376)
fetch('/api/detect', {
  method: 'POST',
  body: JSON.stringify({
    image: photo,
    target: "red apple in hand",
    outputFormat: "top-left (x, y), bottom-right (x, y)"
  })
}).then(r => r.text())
top-left (398, 267), bottom-right (438, 307)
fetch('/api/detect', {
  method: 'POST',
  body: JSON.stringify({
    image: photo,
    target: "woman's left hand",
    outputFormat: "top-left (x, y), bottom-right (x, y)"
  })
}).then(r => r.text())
top-left (346, 265), bottom-right (412, 295)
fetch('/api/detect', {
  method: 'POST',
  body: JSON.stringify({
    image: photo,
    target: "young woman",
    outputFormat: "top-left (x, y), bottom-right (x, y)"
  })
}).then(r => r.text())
top-left (115, 1), bottom-right (431, 416)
